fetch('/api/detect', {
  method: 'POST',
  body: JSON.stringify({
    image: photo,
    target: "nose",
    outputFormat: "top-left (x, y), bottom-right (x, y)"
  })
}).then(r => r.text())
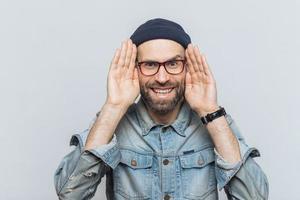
top-left (155, 64), bottom-right (170, 84)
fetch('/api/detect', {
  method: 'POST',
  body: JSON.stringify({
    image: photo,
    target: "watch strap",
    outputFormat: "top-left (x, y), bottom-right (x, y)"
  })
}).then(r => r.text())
top-left (200, 106), bottom-right (226, 125)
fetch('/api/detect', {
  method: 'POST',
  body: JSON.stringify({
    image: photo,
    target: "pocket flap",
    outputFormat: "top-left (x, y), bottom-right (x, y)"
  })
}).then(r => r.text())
top-left (179, 148), bottom-right (215, 168)
top-left (120, 149), bottom-right (153, 169)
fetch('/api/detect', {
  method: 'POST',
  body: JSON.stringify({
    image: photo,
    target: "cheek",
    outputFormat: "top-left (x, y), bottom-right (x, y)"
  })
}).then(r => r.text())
top-left (138, 77), bottom-right (151, 89)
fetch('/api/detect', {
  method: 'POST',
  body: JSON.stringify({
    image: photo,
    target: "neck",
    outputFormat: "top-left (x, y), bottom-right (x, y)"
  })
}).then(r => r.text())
top-left (144, 99), bottom-right (184, 125)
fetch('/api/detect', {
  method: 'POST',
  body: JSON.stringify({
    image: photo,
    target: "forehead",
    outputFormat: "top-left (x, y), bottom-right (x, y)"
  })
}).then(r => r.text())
top-left (137, 39), bottom-right (185, 61)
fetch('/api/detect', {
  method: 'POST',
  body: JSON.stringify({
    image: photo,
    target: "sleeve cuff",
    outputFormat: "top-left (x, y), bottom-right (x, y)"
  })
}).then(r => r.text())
top-left (214, 114), bottom-right (261, 191)
top-left (69, 116), bottom-right (121, 170)
top-left (87, 134), bottom-right (121, 170)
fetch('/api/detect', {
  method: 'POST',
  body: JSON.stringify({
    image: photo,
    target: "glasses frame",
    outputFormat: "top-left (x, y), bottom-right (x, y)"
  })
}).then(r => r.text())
top-left (136, 59), bottom-right (186, 76)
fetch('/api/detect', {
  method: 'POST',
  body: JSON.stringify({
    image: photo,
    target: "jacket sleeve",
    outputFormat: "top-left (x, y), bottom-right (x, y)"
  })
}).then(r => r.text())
top-left (54, 115), bottom-right (121, 200)
top-left (214, 114), bottom-right (269, 200)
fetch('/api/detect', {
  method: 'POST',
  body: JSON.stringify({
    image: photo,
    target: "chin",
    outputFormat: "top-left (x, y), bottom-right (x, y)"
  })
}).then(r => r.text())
top-left (143, 95), bottom-right (182, 115)
top-left (140, 84), bottom-right (185, 114)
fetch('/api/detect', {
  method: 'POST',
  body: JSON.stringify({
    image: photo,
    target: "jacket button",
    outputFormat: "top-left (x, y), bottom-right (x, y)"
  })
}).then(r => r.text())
top-left (164, 194), bottom-right (171, 200)
top-left (131, 159), bottom-right (137, 166)
top-left (85, 172), bottom-right (94, 177)
top-left (163, 159), bottom-right (169, 165)
top-left (198, 159), bottom-right (204, 165)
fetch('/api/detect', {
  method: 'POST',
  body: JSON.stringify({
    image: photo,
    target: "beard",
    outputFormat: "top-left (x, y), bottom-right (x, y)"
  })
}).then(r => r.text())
top-left (140, 81), bottom-right (185, 115)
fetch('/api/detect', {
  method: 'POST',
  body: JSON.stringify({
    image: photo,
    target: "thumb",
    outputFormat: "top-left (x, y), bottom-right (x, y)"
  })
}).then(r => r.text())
top-left (133, 67), bottom-right (139, 80)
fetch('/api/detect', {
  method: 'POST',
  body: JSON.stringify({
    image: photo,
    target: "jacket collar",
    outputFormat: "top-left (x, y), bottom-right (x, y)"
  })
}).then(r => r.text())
top-left (135, 98), bottom-right (191, 137)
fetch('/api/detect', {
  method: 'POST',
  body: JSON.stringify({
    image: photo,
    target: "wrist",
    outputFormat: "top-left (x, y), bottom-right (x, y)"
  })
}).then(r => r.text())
top-left (197, 105), bottom-right (220, 117)
top-left (95, 102), bottom-right (129, 126)
top-left (103, 101), bottom-right (130, 113)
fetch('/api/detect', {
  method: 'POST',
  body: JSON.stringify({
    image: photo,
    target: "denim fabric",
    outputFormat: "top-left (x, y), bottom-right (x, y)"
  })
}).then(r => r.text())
top-left (54, 99), bottom-right (269, 200)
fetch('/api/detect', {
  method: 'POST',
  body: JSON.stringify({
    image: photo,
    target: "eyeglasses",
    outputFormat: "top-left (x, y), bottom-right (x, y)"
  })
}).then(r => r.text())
top-left (136, 59), bottom-right (186, 76)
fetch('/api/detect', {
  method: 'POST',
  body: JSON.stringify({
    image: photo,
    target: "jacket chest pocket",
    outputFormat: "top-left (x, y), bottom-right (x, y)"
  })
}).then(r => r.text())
top-left (113, 149), bottom-right (153, 200)
top-left (179, 148), bottom-right (217, 200)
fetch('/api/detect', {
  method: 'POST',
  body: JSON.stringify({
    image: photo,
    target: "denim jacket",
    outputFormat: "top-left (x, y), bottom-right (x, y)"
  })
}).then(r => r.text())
top-left (54, 99), bottom-right (269, 200)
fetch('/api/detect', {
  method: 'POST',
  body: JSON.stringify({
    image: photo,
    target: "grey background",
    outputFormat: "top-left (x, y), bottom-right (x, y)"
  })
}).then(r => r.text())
top-left (0, 0), bottom-right (299, 199)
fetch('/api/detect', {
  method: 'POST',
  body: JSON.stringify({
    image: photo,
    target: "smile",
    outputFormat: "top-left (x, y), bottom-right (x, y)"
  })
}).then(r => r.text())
top-left (151, 88), bottom-right (174, 94)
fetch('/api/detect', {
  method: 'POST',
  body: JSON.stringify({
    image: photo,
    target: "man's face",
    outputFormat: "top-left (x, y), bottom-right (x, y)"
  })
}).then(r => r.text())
top-left (137, 39), bottom-right (186, 115)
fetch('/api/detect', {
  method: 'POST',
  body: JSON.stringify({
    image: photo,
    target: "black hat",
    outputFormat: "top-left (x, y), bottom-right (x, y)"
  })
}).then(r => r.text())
top-left (130, 18), bottom-right (191, 49)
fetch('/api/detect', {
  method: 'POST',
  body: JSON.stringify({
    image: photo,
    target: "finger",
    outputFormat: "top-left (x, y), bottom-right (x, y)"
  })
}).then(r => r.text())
top-left (194, 45), bottom-right (204, 73)
top-left (185, 49), bottom-right (201, 83)
top-left (185, 70), bottom-right (193, 85)
top-left (127, 44), bottom-right (137, 78)
top-left (124, 39), bottom-right (133, 69)
top-left (133, 67), bottom-right (139, 80)
top-left (187, 44), bottom-right (200, 73)
top-left (117, 40), bottom-right (128, 67)
top-left (110, 48), bottom-right (121, 70)
top-left (202, 54), bottom-right (215, 80)
top-left (185, 49), bottom-right (195, 74)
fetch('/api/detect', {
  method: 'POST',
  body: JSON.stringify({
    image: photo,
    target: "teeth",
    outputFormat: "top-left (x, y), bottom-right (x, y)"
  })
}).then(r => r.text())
top-left (153, 88), bottom-right (173, 94)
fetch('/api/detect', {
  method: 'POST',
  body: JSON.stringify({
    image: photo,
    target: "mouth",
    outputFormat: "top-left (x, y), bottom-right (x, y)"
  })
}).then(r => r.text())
top-left (151, 87), bottom-right (174, 95)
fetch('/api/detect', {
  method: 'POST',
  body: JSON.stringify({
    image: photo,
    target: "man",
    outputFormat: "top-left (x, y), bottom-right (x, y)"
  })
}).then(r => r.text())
top-left (54, 18), bottom-right (269, 200)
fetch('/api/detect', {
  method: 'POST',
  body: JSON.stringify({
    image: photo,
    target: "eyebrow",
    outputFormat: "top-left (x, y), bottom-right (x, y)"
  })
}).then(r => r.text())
top-left (140, 54), bottom-right (184, 63)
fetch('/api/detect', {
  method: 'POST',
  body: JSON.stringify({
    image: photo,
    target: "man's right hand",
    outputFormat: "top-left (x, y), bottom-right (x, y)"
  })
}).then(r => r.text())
top-left (84, 39), bottom-right (140, 150)
top-left (105, 39), bottom-right (140, 110)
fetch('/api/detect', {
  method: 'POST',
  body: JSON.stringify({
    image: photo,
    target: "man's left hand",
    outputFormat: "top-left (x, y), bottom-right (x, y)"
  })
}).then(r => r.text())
top-left (184, 44), bottom-right (219, 116)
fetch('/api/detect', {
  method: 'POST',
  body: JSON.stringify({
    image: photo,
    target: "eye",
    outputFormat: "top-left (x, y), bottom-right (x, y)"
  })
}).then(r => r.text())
top-left (143, 62), bottom-right (158, 68)
top-left (166, 60), bottom-right (179, 68)
top-left (168, 60), bottom-right (177, 66)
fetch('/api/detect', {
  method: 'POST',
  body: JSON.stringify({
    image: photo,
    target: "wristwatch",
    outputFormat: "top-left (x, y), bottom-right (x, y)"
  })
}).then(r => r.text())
top-left (200, 106), bottom-right (226, 125)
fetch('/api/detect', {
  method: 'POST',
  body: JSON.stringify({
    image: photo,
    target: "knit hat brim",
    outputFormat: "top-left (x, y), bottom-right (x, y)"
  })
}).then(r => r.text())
top-left (130, 18), bottom-right (191, 49)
